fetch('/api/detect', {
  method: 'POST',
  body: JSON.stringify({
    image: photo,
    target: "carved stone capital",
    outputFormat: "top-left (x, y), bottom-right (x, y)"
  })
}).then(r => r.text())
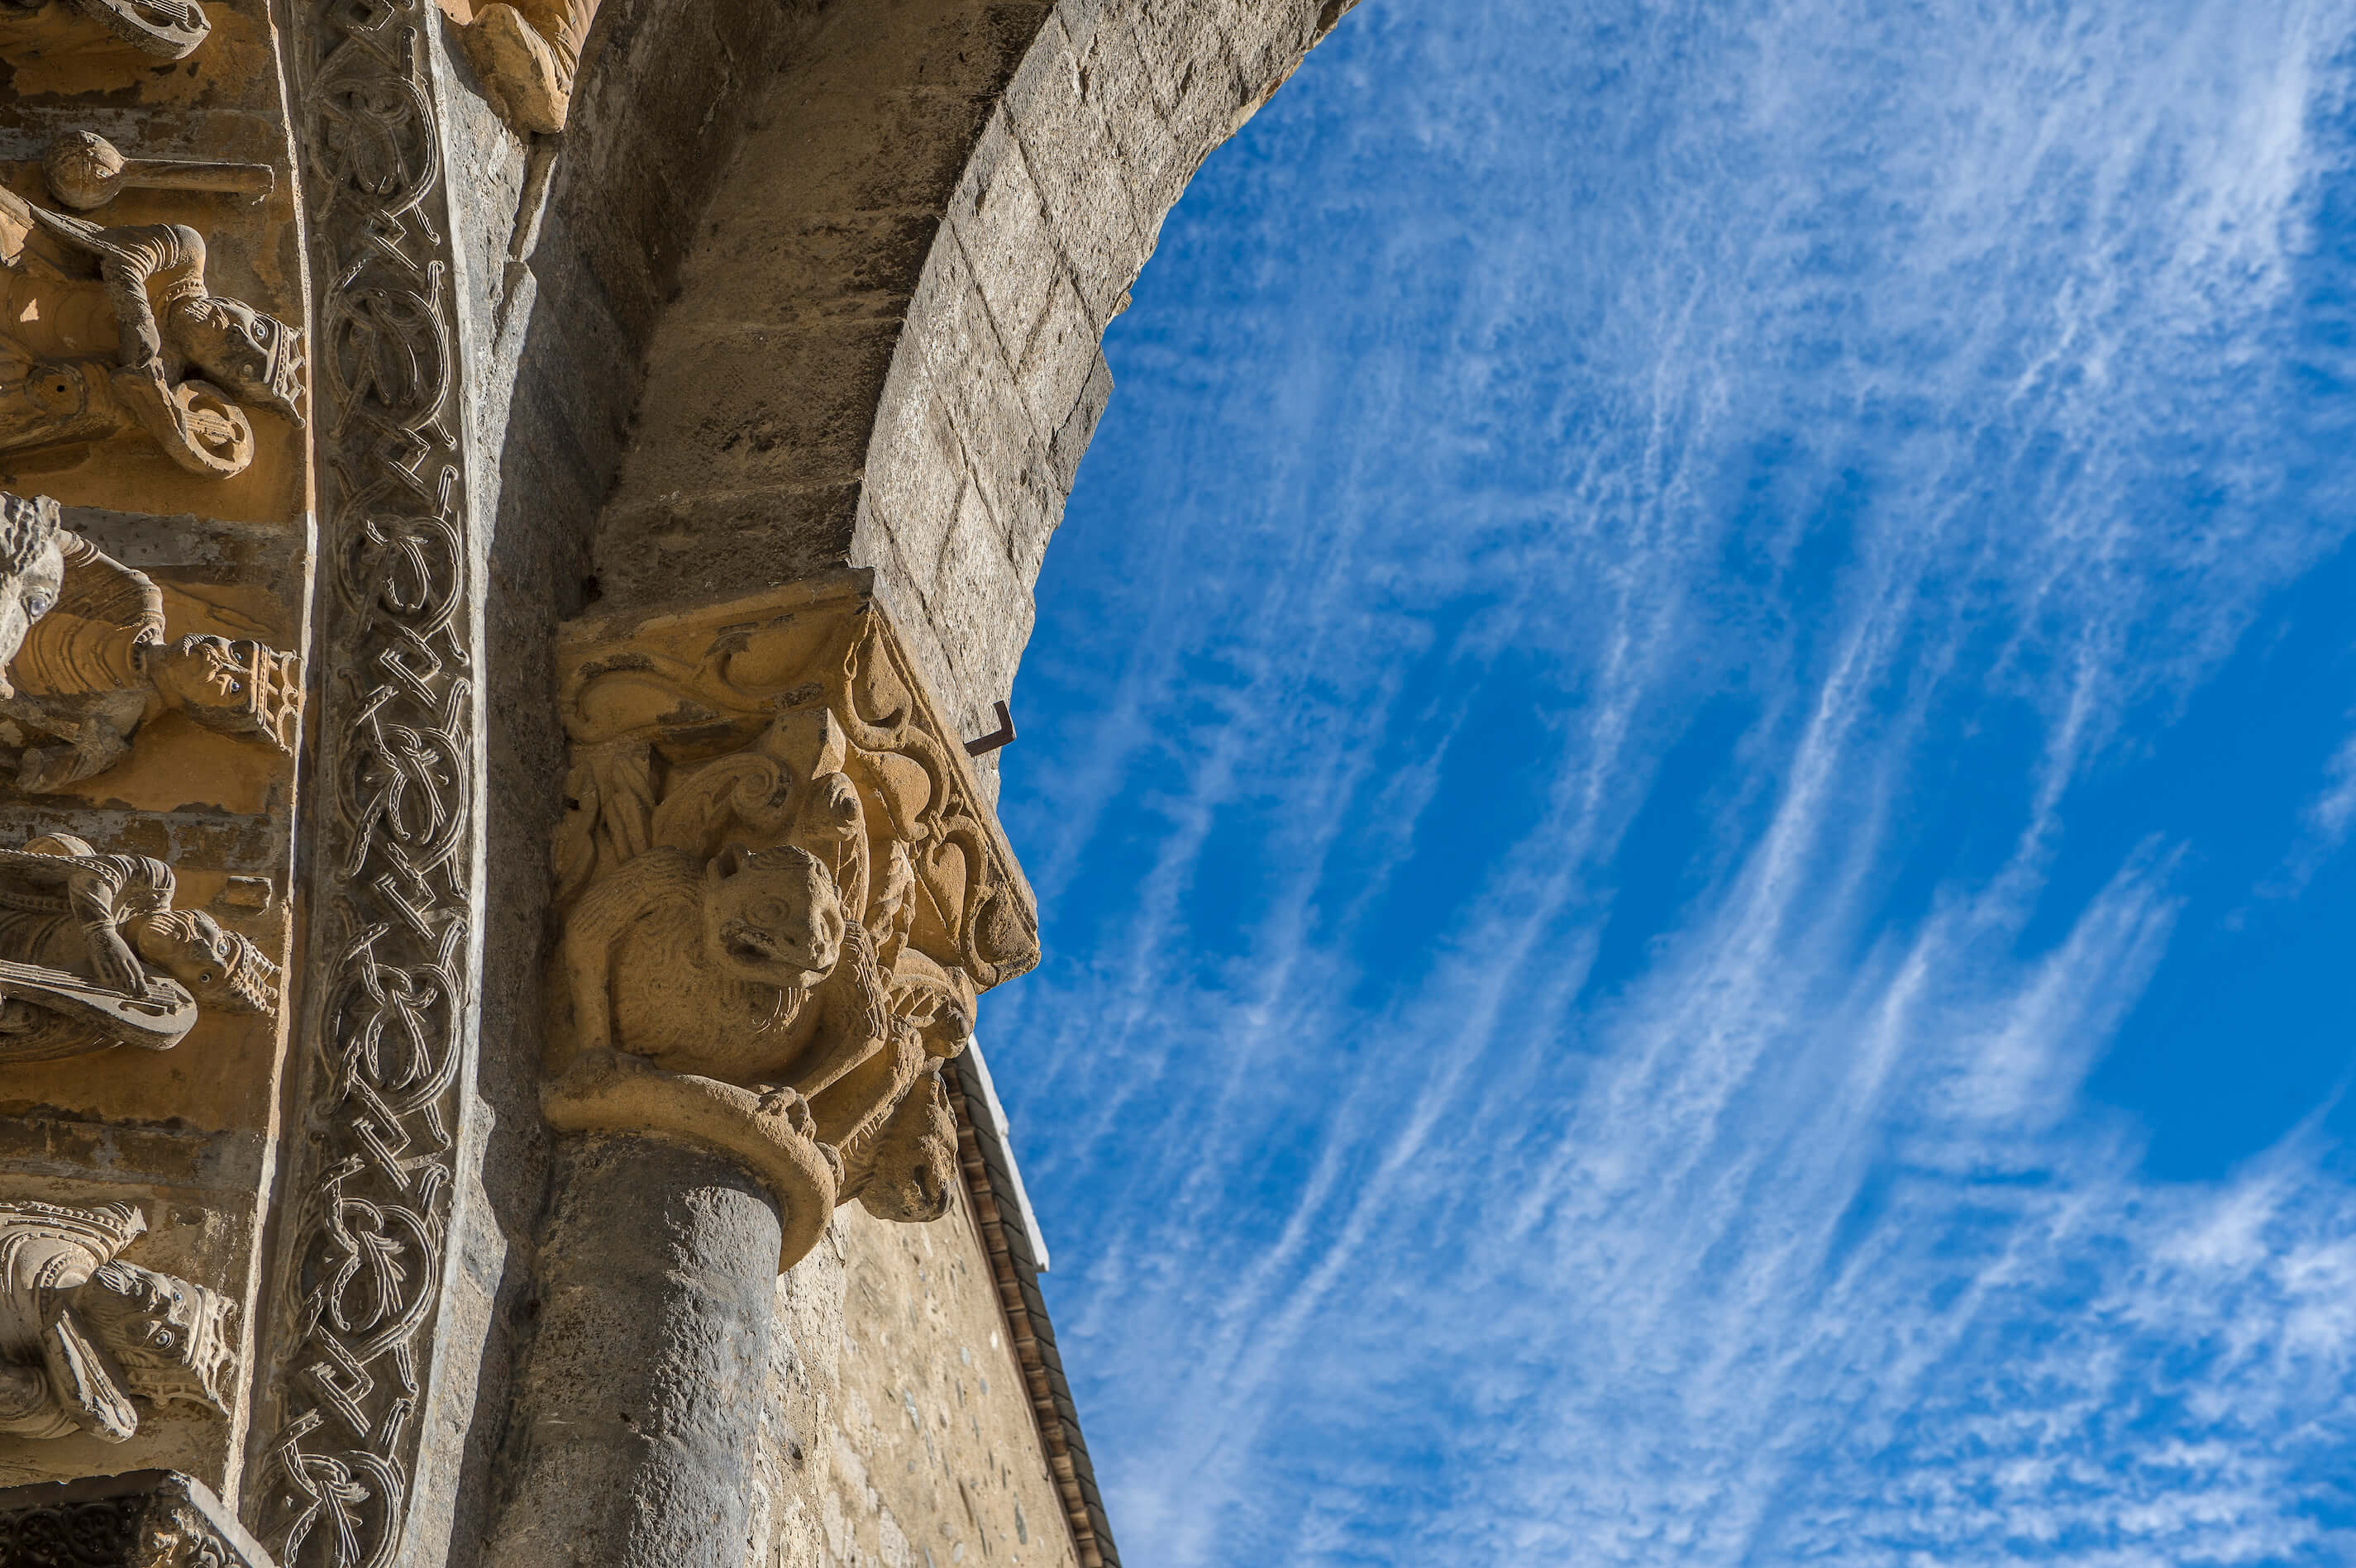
top-left (547, 569), bottom-right (1037, 1269)
top-left (0, 1470), bottom-right (273, 1566)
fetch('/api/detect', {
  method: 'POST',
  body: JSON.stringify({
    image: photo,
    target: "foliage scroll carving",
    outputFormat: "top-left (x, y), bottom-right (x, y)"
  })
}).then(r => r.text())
top-left (246, 0), bottom-right (476, 1562)
top-left (549, 574), bottom-right (1042, 1270)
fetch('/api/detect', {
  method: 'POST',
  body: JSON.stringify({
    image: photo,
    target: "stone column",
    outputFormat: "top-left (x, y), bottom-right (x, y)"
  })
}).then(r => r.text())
top-left (484, 1135), bottom-right (782, 1568)
top-left (480, 577), bottom-right (1037, 1568)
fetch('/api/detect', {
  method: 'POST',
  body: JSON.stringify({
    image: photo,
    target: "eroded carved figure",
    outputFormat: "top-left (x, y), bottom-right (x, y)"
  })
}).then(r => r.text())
top-left (0, 190), bottom-right (303, 478)
top-left (0, 493), bottom-right (64, 699)
top-left (0, 833), bottom-right (276, 1063)
top-left (0, 1200), bottom-right (235, 1442)
top-left (0, 492), bottom-right (301, 790)
top-left (460, 0), bottom-right (590, 134)
top-left (0, 0), bottom-right (209, 65)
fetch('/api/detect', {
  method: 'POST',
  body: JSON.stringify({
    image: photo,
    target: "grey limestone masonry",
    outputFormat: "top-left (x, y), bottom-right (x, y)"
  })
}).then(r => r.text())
top-left (463, 17), bottom-right (1364, 1563)
top-left (0, 0), bottom-right (1355, 1566)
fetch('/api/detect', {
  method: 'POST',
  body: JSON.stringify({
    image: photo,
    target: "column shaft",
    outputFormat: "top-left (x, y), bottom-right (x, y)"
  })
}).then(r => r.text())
top-left (488, 1134), bottom-right (780, 1568)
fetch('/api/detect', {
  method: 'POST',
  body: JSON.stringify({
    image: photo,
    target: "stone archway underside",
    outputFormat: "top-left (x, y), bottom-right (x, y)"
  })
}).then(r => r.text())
top-left (458, 2), bottom-right (1358, 1565)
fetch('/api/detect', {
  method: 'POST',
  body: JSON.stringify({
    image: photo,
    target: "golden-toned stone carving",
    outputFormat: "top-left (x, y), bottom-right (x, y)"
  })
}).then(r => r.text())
top-left (0, 0), bottom-right (208, 66)
top-left (548, 572), bottom-right (1037, 1270)
top-left (0, 505), bottom-right (301, 791)
top-left (43, 133), bottom-right (274, 214)
top-left (0, 1201), bottom-right (235, 1442)
top-left (460, 0), bottom-right (586, 134)
top-left (0, 190), bottom-right (303, 479)
top-left (0, 833), bottom-right (277, 1063)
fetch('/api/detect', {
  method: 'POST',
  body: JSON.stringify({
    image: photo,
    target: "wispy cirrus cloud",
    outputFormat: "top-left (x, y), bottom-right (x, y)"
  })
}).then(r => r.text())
top-left (989, 1), bottom-right (2356, 1563)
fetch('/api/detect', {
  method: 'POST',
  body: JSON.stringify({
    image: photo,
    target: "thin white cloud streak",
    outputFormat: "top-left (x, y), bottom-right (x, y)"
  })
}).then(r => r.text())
top-left (2273, 723), bottom-right (2356, 893)
top-left (990, 0), bottom-right (2356, 1562)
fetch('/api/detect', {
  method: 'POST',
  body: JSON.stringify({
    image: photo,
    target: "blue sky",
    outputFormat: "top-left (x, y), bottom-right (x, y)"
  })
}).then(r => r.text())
top-left (985, 2), bottom-right (2356, 1562)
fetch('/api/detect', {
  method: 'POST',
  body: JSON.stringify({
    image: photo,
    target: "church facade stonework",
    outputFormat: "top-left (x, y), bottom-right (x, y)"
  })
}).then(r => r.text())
top-left (0, 0), bottom-right (1357, 1562)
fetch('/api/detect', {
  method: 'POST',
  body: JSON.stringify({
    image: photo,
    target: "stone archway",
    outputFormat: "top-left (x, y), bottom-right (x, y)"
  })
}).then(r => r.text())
top-left (512, 0), bottom-right (1360, 755)
top-left (453, 5), bottom-right (1362, 1567)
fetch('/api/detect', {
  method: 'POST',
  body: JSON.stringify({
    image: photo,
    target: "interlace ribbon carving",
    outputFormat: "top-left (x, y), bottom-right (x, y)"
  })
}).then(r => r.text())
top-left (250, 1), bottom-right (476, 1563)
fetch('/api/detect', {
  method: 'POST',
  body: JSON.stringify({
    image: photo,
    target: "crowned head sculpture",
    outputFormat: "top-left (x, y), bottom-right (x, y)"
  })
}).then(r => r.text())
top-left (0, 1201), bottom-right (236, 1443)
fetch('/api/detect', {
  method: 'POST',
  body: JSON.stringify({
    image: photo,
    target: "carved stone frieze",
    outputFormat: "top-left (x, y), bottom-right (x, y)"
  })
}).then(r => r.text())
top-left (0, 1469), bottom-right (274, 1567)
top-left (0, 193), bottom-right (303, 480)
top-left (0, 1203), bottom-right (235, 1444)
top-left (547, 571), bottom-right (1039, 1270)
top-left (238, 0), bottom-right (482, 1544)
top-left (0, 495), bottom-right (301, 792)
top-left (0, 833), bottom-right (278, 1064)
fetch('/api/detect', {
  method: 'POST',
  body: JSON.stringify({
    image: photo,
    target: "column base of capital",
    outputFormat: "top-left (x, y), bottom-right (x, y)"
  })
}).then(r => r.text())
top-left (541, 1046), bottom-right (839, 1270)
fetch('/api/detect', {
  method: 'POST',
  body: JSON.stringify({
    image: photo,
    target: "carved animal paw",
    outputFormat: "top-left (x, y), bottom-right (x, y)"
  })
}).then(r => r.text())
top-left (756, 1084), bottom-right (820, 1142)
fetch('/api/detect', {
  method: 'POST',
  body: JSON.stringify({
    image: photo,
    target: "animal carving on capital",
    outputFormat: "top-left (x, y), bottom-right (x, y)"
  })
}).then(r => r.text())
top-left (546, 701), bottom-right (978, 1270)
top-left (561, 840), bottom-right (866, 1088)
top-left (0, 187), bottom-right (302, 479)
top-left (547, 592), bottom-right (1037, 1270)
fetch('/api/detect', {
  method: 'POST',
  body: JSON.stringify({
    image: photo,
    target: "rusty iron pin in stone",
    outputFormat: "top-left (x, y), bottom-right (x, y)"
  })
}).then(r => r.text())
top-left (965, 699), bottom-right (1017, 757)
top-left (41, 131), bottom-right (273, 212)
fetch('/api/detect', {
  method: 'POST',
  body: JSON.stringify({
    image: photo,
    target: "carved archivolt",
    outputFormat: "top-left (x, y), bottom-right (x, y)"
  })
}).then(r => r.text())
top-left (549, 573), bottom-right (1041, 1270)
top-left (246, 0), bottom-right (479, 1557)
top-left (0, 1201), bottom-right (236, 1443)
